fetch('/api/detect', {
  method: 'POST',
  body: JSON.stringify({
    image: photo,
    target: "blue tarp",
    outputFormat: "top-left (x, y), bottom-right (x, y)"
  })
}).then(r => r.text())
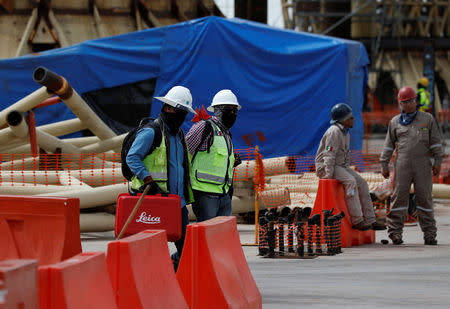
top-left (0, 16), bottom-right (369, 158)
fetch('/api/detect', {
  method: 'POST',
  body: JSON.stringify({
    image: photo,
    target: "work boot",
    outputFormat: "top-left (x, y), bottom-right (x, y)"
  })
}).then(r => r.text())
top-left (371, 222), bottom-right (386, 230)
top-left (389, 234), bottom-right (403, 245)
top-left (352, 221), bottom-right (372, 231)
top-left (424, 238), bottom-right (437, 245)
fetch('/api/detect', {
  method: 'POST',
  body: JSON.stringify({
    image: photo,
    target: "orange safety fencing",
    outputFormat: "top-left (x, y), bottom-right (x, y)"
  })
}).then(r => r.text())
top-left (0, 146), bottom-right (448, 209)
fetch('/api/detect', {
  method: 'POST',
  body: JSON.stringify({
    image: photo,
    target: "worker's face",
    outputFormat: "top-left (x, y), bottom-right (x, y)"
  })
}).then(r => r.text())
top-left (400, 98), bottom-right (417, 114)
top-left (341, 116), bottom-right (354, 128)
top-left (162, 104), bottom-right (188, 132)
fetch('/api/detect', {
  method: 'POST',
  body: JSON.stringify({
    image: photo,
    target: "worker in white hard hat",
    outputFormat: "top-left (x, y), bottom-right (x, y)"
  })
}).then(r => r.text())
top-left (186, 89), bottom-right (242, 222)
top-left (126, 85), bottom-right (195, 271)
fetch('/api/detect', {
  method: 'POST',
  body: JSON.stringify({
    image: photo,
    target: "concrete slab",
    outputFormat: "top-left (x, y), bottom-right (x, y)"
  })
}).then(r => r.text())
top-left (81, 201), bottom-right (450, 308)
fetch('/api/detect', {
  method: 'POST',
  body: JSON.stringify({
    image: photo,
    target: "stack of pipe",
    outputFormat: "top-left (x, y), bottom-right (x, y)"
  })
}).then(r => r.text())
top-left (0, 67), bottom-right (127, 232)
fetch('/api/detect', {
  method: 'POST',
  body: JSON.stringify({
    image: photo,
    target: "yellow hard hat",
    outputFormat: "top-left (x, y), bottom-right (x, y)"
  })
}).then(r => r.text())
top-left (418, 77), bottom-right (429, 87)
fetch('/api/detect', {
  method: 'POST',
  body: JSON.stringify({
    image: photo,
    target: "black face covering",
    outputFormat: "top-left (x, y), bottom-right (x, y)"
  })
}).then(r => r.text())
top-left (214, 105), bottom-right (238, 129)
top-left (162, 110), bottom-right (187, 133)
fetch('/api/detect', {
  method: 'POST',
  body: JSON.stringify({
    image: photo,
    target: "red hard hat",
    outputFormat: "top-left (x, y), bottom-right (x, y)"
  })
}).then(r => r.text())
top-left (398, 86), bottom-right (416, 102)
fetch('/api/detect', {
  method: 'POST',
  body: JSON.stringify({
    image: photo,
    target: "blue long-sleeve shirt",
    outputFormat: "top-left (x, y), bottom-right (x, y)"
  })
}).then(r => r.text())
top-left (126, 124), bottom-right (187, 207)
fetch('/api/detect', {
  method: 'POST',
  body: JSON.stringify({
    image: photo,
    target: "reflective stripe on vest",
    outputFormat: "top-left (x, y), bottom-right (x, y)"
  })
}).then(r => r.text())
top-left (191, 121), bottom-right (235, 194)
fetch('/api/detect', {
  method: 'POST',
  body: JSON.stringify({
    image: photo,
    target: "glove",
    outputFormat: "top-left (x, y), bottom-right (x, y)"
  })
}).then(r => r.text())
top-left (140, 176), bottom-right (160, 195)
top-left (228, 185), bottom-right (234, 197)
top-left (233, 152), bottom-right (242, 167)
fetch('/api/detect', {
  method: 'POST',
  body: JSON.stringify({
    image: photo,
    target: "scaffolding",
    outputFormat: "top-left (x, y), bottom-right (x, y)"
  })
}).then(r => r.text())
top-left (282, 0), bottom-right (450, 118)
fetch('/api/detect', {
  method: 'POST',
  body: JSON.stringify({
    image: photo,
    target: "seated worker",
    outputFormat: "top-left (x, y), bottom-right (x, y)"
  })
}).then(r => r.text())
top-left (315, 103), bottom-right (386, 231)
top-left (126, 85), bottom-right (195, 270)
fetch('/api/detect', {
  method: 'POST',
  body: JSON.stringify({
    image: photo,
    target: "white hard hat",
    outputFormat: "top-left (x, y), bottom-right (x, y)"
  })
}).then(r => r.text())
top-left (207, 89), bottom-right (242, 112)
top-left (154, 86), bottom-right (195, 114)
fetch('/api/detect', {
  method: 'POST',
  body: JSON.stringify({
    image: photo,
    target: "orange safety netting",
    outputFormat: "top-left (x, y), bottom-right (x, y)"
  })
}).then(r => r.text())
top-left (0, 147), bottom-right (448, 206)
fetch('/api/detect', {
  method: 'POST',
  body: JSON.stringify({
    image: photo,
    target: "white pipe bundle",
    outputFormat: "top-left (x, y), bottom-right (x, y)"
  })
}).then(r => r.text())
top-left (265, 174), bottom-right (303, 184)
top-left (80, 212), bottom-right (115, 232)
top-left (0, 157), bottom-right (40, 170)
top-left (36, 183), bottom-right (128, 209)
top-left (261, 156), bottom-right (296, 177)
top-left (0, 87), bottom-right (52, 128)
top-left (0, 118), bottom-right (88, 153)
top-left (0, 168), bottom-right (124, 186)
top-left (259, 187), bottom-right (291, 208)
top-left (57, 172), bottom-right (91, 188)
top-left (234, 160), bottom-right (256, 180)
top-left (264, 183), bottom-right (318, 194)
top-left (81, 133), bottom-right (126, 153)
top-left (0, 182), bottom-right (84, 195)
top-left (234, 156), bottom-right (296, 180)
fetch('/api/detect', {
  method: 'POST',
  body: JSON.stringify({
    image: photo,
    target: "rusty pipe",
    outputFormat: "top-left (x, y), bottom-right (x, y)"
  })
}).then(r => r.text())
top-left (33, 66), bottom-right (116, 140)
top-left (33, 66), bottom-right (73, 100)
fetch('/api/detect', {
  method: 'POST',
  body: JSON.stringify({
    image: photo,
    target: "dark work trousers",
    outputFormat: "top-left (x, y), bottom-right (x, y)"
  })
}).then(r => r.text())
top-left (172, 206), bottom-right (189, 261)
top-left (192, 190), bottom-right (232, 222)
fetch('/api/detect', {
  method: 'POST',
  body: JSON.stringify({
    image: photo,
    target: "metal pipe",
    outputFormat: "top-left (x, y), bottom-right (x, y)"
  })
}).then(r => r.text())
top-left (36, 183), bottom-right (128, 209)
top-left (48, 10), bottom-right (70, 47)
top-left (93, 4), bottom-right (106, 37)
top-left (80, 133), bottom-right (126, 153)
top-left (5, 111), bottom-right (113, 168)
top-left (6, 111), bottom-right (29, 138)
top-left (33, 67), bottom-right (116, 140)
top-left (15, 8), bottom-right (38, 57)
top-left (0, 87), bottom-right (52, 128)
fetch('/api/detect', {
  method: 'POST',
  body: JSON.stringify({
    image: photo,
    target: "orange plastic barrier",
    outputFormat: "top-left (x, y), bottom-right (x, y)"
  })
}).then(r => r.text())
top-left (312, 179), bottom-right (375, 248)
top-left (177, 216), bottom-right (262, 309)
top-left (0, 195), bottom-right (81, 265)
top-left (107, 230), bottom-right (188, 309)
top-left (0, 259), bottom-right (38, 308)
top-left (39, 252), bottom-right (117, 309)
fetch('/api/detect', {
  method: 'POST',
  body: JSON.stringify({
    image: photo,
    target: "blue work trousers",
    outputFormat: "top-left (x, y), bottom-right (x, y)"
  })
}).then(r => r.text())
top-left (192, 191), bottom-right (232, 222)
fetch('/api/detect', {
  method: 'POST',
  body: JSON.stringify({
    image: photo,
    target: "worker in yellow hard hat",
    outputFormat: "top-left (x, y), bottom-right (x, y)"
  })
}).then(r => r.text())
top-left (417, 77), bottom-right (430, 113)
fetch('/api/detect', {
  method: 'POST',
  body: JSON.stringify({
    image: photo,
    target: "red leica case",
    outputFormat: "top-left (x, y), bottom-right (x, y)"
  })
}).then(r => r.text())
top-left (115, 193), bottom-right (181, 241)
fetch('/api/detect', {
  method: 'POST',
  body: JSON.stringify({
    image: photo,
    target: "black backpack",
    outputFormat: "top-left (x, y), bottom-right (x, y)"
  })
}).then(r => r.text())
top-left (121, 117), bottom-right (162, 181)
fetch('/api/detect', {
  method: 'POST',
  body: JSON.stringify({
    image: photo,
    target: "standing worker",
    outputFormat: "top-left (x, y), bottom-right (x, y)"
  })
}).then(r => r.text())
top-left (315, 103), bottom-right (385, 231)
top-left (380, 86), bottom-right (443, 245)
top-left (126, 85), bottom-right (195, 269)
top-left (186, 89), bottom-right (242, 222)
top-left (417, 77), bottom-right (431, 113)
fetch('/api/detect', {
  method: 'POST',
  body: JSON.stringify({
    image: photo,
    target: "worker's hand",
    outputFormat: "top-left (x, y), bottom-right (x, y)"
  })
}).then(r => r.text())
top-left (432, 165), bottom-right (441, 177)
top-left (382, 170), bottom-right (390, 179)
top-left (140, 176), bottom-right (160, 195)
top-left (233, 152), bottom-right (242, 167)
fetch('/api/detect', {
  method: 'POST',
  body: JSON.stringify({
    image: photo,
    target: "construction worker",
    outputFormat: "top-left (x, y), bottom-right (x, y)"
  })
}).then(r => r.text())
top-left (315, 103), bottom-right (385, 231)
top-left (186, 89), bottom-right (242, 222)
top-left (417, 77), bottom-right (431, 113)
top-left (380, 86), bottom-right (443, 245)
top-left (126, 85), bottom-right (195, 269)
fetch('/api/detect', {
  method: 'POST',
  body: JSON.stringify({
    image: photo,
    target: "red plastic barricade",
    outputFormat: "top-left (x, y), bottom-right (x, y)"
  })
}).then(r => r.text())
top-left (0, 259), bottom-right (38, 309)
top-left (115, 193), bottom-right (181, 240)
top-left (177, 216), bottom-right (262, 309)
top-left (107, 230), bottom-right (188, 309)
top-left (312, 179), bottom-right (375, 247)
top-left (39, 252), bottom-right (117, 309)
top-left (0, 195), bottom-right (82, 265)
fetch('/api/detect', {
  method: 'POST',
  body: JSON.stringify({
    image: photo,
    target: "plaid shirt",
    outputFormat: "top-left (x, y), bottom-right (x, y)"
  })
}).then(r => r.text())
top-left (186, 116), bottom-right (232, 155)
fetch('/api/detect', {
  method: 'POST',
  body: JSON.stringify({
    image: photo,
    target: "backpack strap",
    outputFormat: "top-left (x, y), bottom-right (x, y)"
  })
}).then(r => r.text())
top-left (192, 119), bottom-right (213, 162)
